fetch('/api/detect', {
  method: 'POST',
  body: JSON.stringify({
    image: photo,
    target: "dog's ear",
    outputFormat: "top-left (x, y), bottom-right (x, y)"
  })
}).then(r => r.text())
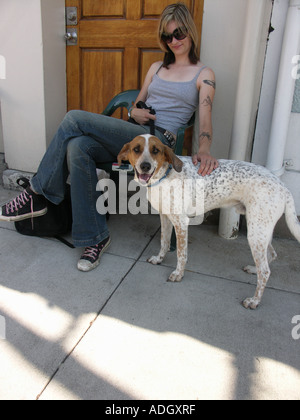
top-left (117, 143), bottom-right (131, 165)
top-left (164, 146), bottom-right (183, 173)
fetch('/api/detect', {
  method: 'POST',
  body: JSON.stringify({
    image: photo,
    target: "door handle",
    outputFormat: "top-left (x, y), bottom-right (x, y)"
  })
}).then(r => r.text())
top-left (65, 29), bottom-right (78, 45)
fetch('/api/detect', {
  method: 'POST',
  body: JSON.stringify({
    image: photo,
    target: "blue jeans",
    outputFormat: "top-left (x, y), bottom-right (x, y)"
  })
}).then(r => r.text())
top-left (31, 110), bottom-right (167, 248)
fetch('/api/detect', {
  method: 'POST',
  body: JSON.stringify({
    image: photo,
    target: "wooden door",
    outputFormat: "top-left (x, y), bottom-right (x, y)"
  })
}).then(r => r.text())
top-left (66, 0), bottom-right (204, 115)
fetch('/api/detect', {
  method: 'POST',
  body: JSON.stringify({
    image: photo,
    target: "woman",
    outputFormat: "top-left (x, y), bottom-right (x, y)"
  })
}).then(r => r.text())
top-left (0, 3), bottom-right (218, 272)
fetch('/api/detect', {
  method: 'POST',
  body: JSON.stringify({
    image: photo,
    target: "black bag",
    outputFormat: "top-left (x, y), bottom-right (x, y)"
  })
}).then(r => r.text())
top-left (14, 178), bottom-right (74, 248)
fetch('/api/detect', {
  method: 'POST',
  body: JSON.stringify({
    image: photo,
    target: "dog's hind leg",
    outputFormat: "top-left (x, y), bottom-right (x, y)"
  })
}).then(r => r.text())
top-left (244, 242), bottom-right (277, 275)
top-left (148, 214), bottom-right (173, 265)
top-left (242, 223), bottom-right (273, 309)
top-left (267, 242), bottom-right (277, 264)
top-left (243, 246), bottom-right (271, 309)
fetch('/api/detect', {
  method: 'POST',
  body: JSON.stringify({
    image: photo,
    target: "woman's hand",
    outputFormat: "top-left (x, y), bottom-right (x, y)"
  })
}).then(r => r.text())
top-left (192, 152), bottom-right (219, 176)
top-left (131, 107), bottom-right (156, 126)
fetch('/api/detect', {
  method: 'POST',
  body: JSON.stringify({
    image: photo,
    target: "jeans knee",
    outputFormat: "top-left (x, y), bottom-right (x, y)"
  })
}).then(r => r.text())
top-left (64, 109), bottom-right (85, 126)
top-left (67, 137), bottom-right (89, 169)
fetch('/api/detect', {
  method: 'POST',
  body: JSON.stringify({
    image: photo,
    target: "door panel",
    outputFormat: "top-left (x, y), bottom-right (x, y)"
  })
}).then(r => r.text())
top-left (143, 0), bottom-right (194, 17)
top-left (81, 49), bottom-right (123, 116)
top-left (140, 50), bottom-right (165, 86)
top-left (66, 0), bottom-right (204, 113)
top-left (82, 1), bottom-right (125, 18)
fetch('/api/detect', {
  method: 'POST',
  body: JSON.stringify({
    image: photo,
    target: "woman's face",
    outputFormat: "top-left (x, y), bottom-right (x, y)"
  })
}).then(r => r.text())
top-left (164, 20), bottom-right (192, 58)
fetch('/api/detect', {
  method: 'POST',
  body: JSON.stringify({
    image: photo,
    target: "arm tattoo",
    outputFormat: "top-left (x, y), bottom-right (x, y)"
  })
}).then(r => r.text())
top-left (201, 95), bottom-right (213, 112)
top-left (199, 132), bottom-right (212, 143)
top-left (204, 79), bottom-right (216, 89)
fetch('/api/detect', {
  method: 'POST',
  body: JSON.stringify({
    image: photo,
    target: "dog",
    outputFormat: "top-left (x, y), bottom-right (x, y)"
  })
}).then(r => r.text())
top-left (117, 134), bottom-right (300, 309)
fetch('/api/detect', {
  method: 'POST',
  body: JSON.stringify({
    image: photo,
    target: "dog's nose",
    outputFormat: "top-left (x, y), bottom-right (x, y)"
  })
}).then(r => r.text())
top-left (140, 162), bottom-right (152, 173)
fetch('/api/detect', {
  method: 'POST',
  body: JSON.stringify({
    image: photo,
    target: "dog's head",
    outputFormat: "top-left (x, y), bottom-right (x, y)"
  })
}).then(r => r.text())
top-left (117, 135), bottom-right (183, 186)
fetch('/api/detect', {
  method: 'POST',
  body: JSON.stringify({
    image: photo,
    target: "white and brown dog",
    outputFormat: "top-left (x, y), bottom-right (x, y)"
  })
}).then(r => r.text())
top-left (118, 134), bottom-right (300, 309)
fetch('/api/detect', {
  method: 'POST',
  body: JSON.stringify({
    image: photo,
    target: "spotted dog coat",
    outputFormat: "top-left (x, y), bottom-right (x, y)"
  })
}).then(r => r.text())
top-left (118, 135), bottom-right (300, 309)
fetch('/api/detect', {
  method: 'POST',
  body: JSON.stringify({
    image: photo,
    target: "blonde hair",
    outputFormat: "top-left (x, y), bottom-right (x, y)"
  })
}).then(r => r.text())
top-left (158, 3), bottom-right (200, 68)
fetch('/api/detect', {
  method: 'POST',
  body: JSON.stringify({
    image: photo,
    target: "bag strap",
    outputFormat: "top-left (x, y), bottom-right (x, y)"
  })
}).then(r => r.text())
top-left (17, 177), bottom-right (31, 189)
top-left (54, 235), bottom-right (75, 249)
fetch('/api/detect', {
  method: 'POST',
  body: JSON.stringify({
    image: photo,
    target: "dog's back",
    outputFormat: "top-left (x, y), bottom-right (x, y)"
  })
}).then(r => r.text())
top-left (179, 157), bottom-right (285, 213)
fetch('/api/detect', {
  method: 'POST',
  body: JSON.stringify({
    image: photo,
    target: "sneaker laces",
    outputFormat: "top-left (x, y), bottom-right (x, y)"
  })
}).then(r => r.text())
top-left (81, 244), bottom-right (101, 262)
top-left (6, 189), bottom-right (33, 215)
top-left (81, 239), bottom-right (109, 262)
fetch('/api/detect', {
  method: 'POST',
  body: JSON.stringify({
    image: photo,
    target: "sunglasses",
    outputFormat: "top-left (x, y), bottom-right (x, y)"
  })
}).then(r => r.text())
top-left (161, 27), bottom-right (187, 44)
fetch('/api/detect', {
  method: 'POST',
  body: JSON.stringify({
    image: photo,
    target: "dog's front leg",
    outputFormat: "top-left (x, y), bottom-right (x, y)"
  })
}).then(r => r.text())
top-left (168, 217), bottom-right (188, 282)
top-left (148, 214), bottom-right (173, 265)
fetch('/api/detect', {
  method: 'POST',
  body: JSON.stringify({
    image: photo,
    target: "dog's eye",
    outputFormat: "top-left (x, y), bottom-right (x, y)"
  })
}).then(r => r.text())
top-left (133, 146), bottom-right (140, 154)
top-left (152, 147), bottom-right (160, 155)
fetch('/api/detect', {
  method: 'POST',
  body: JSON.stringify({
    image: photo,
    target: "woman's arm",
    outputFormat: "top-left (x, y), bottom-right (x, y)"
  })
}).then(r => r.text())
top-left (193, 68), bottom-right (219, 176)
top-left (129, 62), bottom-right (162, 126)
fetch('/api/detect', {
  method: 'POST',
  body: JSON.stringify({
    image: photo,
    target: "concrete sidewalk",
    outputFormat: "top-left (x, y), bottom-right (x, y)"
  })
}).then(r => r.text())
top-left (0, 186), bottom-right (299, 400)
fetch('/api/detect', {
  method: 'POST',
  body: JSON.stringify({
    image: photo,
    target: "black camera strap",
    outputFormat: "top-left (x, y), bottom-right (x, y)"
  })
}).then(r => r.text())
top-left (136, 101), bottom-right (156, 135)
top-left (129, 101), bottom-right (175, 147)
top-left (149, 119), bottom-right (155, 136)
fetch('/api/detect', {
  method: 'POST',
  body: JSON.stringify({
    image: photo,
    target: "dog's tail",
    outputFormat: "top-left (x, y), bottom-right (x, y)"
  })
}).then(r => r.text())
top-left (285, 190), bottom-right (300, 243)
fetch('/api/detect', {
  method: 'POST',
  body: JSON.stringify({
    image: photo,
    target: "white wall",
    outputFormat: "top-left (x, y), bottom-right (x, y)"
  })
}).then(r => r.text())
top-left (201, 0), bottom-right (300, 215)
top-left (0, 54), bottom-right (4, 153)
top-left (199, 0), bottom-right (248, 159)
top-left (252, 0), bottom-right (289, 166)
top-left (197, 0), bottom-right (273, 162)
top-left (252, 0), bottom-right (300, 214)
top-left (0, 0), bottom-right (66, 172)
top-left (282, 111), bottom-right (300, 212)
top-left (0, 102), bottom-right (4, 153)
top-left (40, 0), bottom-right (67, 148)
top-left (285, 113), bottom-right (300, 172)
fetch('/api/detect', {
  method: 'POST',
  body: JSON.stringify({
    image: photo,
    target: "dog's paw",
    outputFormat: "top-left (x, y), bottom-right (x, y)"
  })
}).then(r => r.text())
top-left (242, 297), bottom-right (260, 310)
top-left (168, 270), bottom-right (184, 283)
top-left (243, 265), bottom-right (257, 275)
top-left (147, 255), bottom-right (163, 265)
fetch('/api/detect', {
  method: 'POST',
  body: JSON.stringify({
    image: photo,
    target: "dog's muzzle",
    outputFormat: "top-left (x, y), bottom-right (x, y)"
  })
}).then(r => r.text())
top-left (135, 161), bottom-right (155, 185)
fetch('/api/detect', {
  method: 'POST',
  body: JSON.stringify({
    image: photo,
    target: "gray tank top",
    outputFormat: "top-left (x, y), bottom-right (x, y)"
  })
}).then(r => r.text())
top-left (146, 65), bottom-right (207, 134)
